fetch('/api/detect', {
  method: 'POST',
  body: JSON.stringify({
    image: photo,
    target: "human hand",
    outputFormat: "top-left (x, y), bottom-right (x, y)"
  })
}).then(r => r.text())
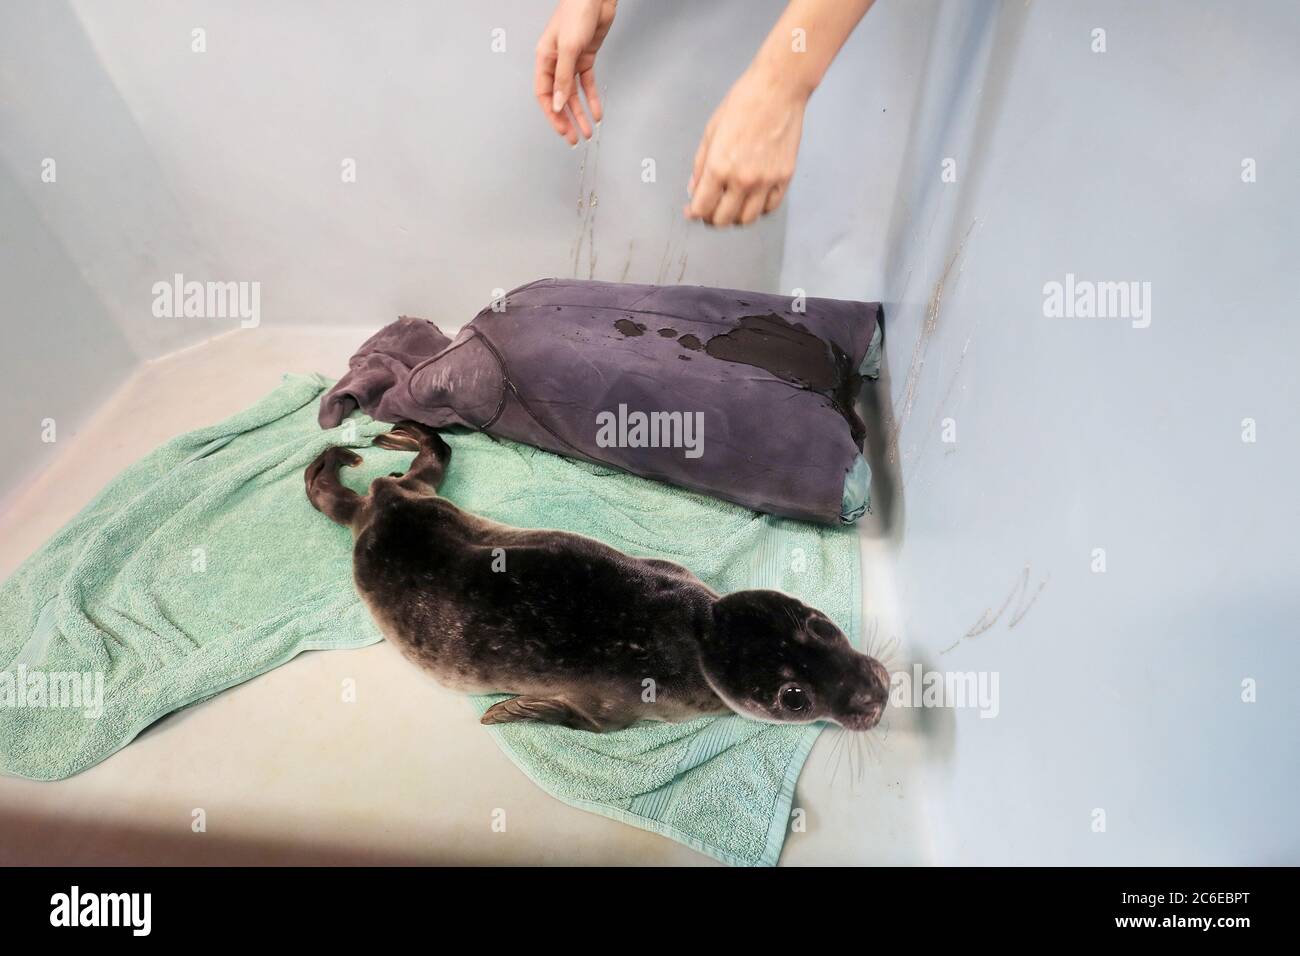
top-left (685, 65), bottom-right (808, 227)
top-left (534, 0), bottom-right (618, 145)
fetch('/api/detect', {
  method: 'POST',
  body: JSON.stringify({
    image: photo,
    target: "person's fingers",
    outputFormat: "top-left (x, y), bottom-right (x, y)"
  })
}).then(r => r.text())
top-left (536, 90), bottom-right (574, 140)
top-left (534, 35), bottom-right (554, 93)
top-left (552, 42), bottom-right (579, 113)
top-left (709, 186), bottom-right (746, 227)
top-left (578, 69), bottom-right (602, 124)
top-left (566, 90), bottom-right (593, 139)
top-left (684, 168), bottom-right (724, 222)
top-left (536, 87), bottom-right (576, 142)
top-left (763, 183), bottom-right (786, 213)
top-left (738, 189), bottom-right (767, 226)
top-left (560, 108), bottom-right (579, 145)
top-left (534, 35), bottom-right (558, 99)
top-left (534, 39), bottom-right (573, 141)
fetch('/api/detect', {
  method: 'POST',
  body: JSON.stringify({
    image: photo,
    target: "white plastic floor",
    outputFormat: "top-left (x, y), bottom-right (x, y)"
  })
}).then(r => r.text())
top-left (0, 328), bottom-right (927, 866)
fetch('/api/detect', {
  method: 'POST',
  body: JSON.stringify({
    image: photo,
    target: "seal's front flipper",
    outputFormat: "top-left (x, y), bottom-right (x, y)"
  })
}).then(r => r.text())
top-left (480, 695), bottom-right (608, 733)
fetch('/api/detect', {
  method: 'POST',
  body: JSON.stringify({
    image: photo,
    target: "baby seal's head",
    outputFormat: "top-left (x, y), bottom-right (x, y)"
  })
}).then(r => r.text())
top-left (702, 590), bottom-right (890, 731)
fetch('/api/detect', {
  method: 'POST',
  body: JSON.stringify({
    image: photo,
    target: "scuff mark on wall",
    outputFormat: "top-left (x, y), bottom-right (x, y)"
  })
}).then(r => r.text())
top-left (656, 213), bottom-right (690, 285)
top-left (571, 124), bottom-right (603, 280)
top-left (906, 332), bottom-right (975, 478)
top-left (619, 239), bottom-right (634, 282)
top-left (891, 217), bottom-right (981, 462)
top-left (942, 564), bottom-right (1049, 655)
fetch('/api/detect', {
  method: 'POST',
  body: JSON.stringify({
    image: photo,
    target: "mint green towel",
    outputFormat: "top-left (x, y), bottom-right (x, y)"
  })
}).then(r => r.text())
top-left (0, 374), bottom-right (862, 866)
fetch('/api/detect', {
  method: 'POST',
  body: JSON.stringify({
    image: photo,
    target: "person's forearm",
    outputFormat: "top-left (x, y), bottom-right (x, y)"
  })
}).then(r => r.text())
top-left (749, 0), bottom-right (875, 100)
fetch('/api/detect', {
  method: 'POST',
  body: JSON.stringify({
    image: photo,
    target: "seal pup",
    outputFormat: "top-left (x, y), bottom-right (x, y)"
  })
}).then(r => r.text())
top-left (305, 422), bottom-right (890, 733)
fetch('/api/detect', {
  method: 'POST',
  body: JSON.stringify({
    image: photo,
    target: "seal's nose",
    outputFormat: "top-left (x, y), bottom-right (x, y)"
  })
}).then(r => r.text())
top-left (849, 687), bottom-right (887, 714)
top-left (844, 696), bottom-right (885, 731)
top-left (867, 657), bottom-right (891, 693)
top-left (843, 657), bottom-right (891, 730)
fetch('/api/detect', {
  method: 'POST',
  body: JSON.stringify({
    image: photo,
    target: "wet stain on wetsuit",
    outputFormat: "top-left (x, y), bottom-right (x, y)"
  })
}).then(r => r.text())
top-left (613, 310), bottom-right (865, 445)
top-left (703, 312), bottom-right (867, 446)
top-left (829, 352), bottom-right (868, 447)
top-left (703, 313), bottom-right (836, 389)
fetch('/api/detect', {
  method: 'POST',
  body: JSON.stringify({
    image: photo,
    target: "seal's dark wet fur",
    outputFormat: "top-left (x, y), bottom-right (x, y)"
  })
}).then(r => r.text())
top-left (306, 422), bottom-right (890, 733)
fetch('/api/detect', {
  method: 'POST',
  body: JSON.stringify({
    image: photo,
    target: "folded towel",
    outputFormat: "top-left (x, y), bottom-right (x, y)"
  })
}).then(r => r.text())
top-left (0, 374), bottom-right (861, 866)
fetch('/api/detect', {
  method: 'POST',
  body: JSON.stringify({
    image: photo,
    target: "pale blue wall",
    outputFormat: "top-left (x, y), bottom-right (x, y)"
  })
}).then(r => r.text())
top-left (0, 166), bottom-right (138, 499)
top-left (785, 0), bottom-right (1299, 863)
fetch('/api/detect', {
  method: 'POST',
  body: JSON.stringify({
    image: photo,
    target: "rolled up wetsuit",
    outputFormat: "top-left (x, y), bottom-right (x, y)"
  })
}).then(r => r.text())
top-left (319, 278), bottom-right (883, 525)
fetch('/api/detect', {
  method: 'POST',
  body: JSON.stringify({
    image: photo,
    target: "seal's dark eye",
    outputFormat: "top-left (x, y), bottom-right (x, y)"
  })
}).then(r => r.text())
top-left (780, 686), bottom-right (809, 712)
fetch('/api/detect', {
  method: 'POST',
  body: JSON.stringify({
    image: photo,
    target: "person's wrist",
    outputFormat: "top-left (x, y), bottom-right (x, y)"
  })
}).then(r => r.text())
top-left (749, 45), bottom-right (817, 105)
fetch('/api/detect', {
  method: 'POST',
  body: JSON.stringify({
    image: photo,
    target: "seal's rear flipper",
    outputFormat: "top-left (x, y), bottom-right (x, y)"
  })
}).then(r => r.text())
top-left (305, 446), bottom-right (364, 527)
top-left (373, 422), bottom-right (451, 494)
top-left (480, 695), bottom-right (615, 733)
top-left (371, 430), bottom-right (420, 452)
